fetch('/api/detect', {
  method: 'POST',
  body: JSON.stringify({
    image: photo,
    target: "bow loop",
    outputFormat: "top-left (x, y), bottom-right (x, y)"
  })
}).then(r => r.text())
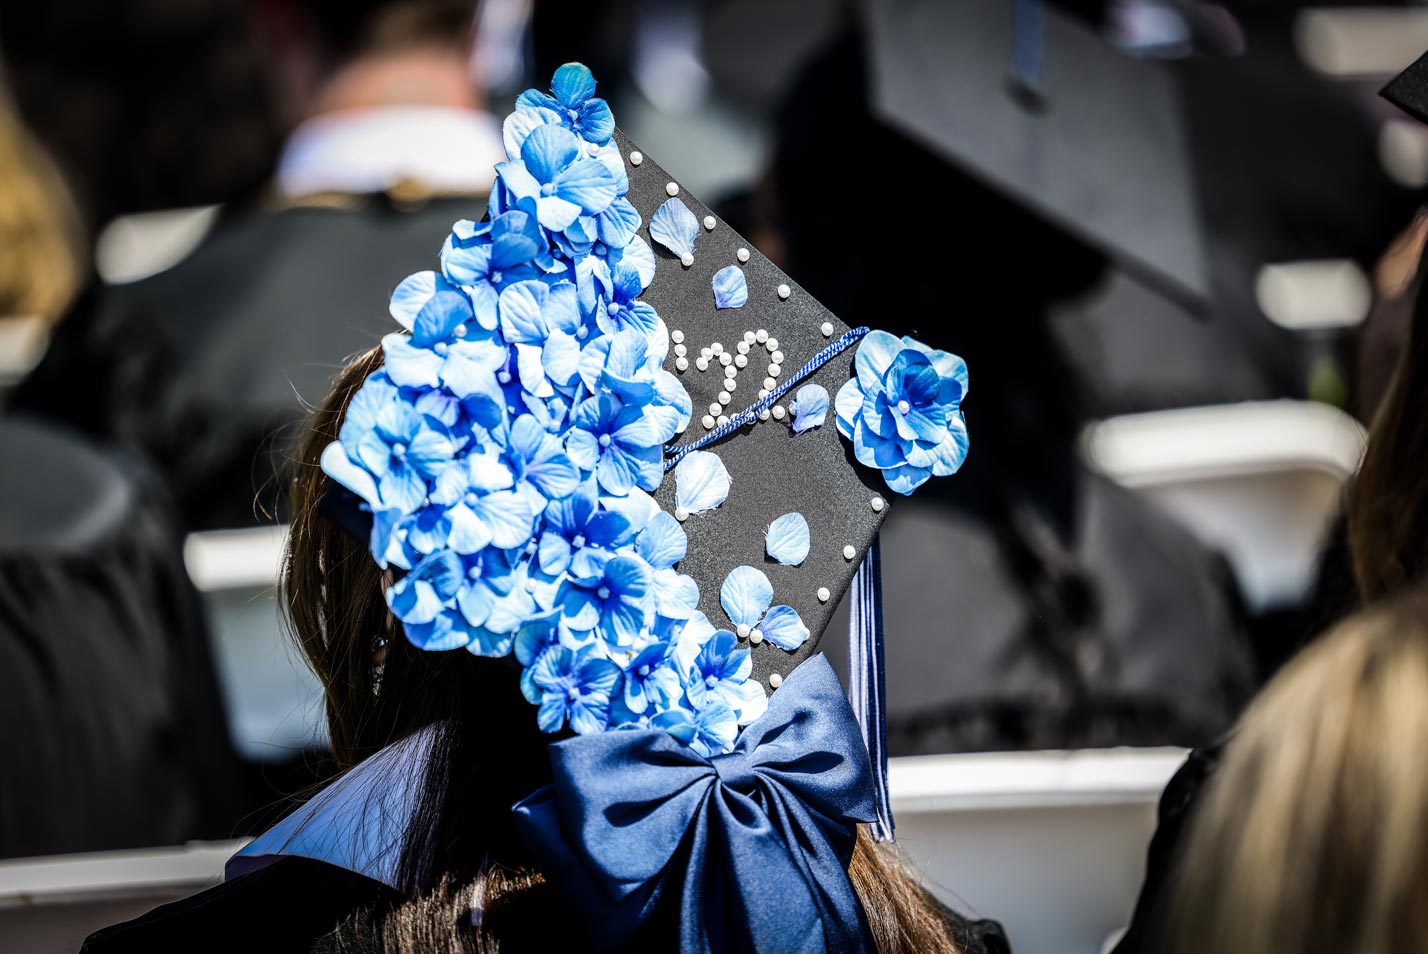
top-left (513, 655), bottom-right (877, 953)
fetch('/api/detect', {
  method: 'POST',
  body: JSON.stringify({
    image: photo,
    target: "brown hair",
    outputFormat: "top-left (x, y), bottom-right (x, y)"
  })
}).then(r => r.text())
top-left (282, 346), bottom-right (973, 953)
top-left (1167, 588), bottom-right (1428, 954)
top-left (1348, 253), bottom-right (1428, 603)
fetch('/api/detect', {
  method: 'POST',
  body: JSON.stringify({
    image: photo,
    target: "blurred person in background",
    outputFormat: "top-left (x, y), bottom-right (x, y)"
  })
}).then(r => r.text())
top-left (10, 0), bottom-right (500, 531)
top-left (779, 29), bottom-right (1255, 755)
top-left (1164, 587), bottom-right (1428, 954)
top-left (0, 92), bottom-right (240, 858)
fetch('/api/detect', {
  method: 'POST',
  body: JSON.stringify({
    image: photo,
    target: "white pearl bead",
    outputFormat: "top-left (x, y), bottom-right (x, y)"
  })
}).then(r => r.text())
top-left (758, 408), bottom-right (771, 421)
top-left (719, 353), bottom-right (732, 366)
top-left (766, 337), bottom-right (779, 352)
top-left (671, 329), bottom-right (684, 343)
top-left (703, 215), bottom-right (716, 230)
top-left (701, 347), bottom-right (712, 359)
top-left (768, 364), bottom-right (781, 377)
top-left (843, 545), bottom-right (856, 560)
top-left (695, 357), bottom-right (709, 372)
top-left (777, 284), bottom-right (791, 300)
top-left (821, 322), bottom-right (834, 337)
top-left (817, 587), bottom-right (831, 603)
top-left (630, 151), bottom-right (643, 165)
top-left (758, 388), bottom-right (769, 398)
top-left (771, 351), bottom-right (784, 364)
top-left (756, 329), bottom-right (768, 343)
top-left (718, 392), bottom-right (731, 405)
top-left (772, 405), bottom-right (786, 421)
top-left (724, 365), bottom-right (738, 379)
top-left (709, 403), bottom-right (722, 416)
top-left (725, 377), bottom-right (737, 391)
top-left (675, 357), bottom-right (688, 372)
top-left (711, 342), bottom-right (723, 354)
top-left (735, 354), bottom-right (748, 369)
top-left (897, 400), bottom-right (910, 414)
top-left (736, 340), bottom-right (750, 355)
top-left (871, 496), bottom-right (885, 512)
top-left (702, 414), bottom-right (715, 430)
top-left (680, 252), bottom-right (694, 267)
top-left (749, 629), bottom-right (764, 645)
top-left (744, 331), bottom-right (757, 343)
top-left (737, 624), bottom-right (750, 638)
top-left (736, 247), bottom-right (750, 263)
top-left (673, 343), bottom-right (687, 357)
top-left (675, 506), bottom-right (689, 521)
top-left (717, 414), bottom-right (729, 426)
top-left (763, 377), bottom-right (776, 390)
top-left (769, 672), bottom-right (783, 688)
top-left (666, 181), bottom-right (679, 196)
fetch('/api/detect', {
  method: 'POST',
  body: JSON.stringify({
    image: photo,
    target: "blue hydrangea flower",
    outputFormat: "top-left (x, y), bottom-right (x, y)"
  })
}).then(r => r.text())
top-left (719, 566), bottom-right (810, 651)
top-left (650, 701), bottom-right (739, 758)
top-left (538, 478), bottom-right (637, 582)
top-left (496, 124), bottom-right (618, 235)
top-left (515, 63), bottom-right (615, 145)
top-left (502, 415), bottom-right (581, 513)
top-left (421, 449), bottom-right (535, 554)
top-left (615, 639), bottom-right (683, 718)
top-left (321, 375), bottom-right (457, 514)
top-left (566, 393), bottom-right (670, 496)
top-left (439, 212), bottom-right (549, 329)
top-left (524, 646), bottom-right (621, 735)
top-left (553, 553), bottom-right (654, 648)
top-left (835, 330), bottom-right (970, 495)
top-left (682, 629), bottom-right (768, 727)
top-left (595, 261), bottom-right (662, 343)
top-left (386, 550), bottom-right (465, 647)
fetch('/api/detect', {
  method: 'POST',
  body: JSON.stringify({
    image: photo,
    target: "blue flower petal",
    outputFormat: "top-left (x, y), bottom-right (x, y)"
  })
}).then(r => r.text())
top-left (648, 197), bottom-right (700, 259)
top-left (764, 513), bottom-right (811, 566)
top-left (553, 157), bottom-right (618, 215)
top-left (757, 605), bottom-right (810, 651)
top-left (637, 510), bottom-right (688, 569)
top-left (621, 236), bottom-right (657, 289)
top-left (389, 271), bottom-right (437, 329)
top-left (551, 62), bottom-right (597, 109)
top-left (720, 566), bottom-right (773, 628)
top-left (502, 105), bottom-right (559, 159)
top-left (790, 384), bottom-right (829, 434)
top-left (711, 265), bottom-right (748, 310)
top-left (673, 451), bottom-right (731, 514)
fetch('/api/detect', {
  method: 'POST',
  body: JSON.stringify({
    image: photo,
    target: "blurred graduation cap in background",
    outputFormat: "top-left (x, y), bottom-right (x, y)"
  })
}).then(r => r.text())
top-left (861, 0), bottom-right (1209, 308)
top-left (1383, 48), bottom-right (1428, 125)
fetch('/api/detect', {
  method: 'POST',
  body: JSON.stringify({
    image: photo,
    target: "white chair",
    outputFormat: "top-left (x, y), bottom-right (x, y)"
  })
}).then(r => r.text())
top-left (0, 840), bottom-right (243, 954)
top-left (892, 747), bottom-right (1186, 954)
top-left (1084, 400), bottom-right (1366, 613)
top-left (184, 526), bottom-right (327, 761)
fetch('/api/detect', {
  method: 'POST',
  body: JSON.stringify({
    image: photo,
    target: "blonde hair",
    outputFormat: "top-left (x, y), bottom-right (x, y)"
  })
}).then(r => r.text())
top-left (1169, 589), bottom-right (1428, 954)
top-left (0, 92), bottom-right (85, 322)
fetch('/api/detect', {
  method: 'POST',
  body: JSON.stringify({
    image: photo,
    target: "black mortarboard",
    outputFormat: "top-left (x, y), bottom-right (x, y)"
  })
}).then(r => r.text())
top-left (1383, 49), bottom-right (1428, 125)
top-left (861, 0), bottom-right (1208, 306)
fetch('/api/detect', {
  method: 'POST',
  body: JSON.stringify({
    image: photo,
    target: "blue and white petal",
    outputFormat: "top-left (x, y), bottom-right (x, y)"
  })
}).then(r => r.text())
top-left (648, 197), bottom-right (700, 260)
top-left (711, 266), bottom-right (748, 309)
top-left (720, 566), bottom-right (773, 629)
top-left (673, 451), bottom-right (731, 515)
top-left (790, 384), bottom-right (829, 433)
top-left (764, 513), bottom-right (811, 566)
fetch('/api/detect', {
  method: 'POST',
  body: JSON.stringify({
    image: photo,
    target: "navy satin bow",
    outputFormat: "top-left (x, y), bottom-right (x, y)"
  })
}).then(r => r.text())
top-left (513, 654), bottom-right (877, 954)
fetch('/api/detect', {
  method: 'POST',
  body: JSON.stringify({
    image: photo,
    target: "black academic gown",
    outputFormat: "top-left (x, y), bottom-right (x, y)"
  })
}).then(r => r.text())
top-left (11, 191), bottom-right (490, 530)
top-left (0, 416), bottom-right (241, 857)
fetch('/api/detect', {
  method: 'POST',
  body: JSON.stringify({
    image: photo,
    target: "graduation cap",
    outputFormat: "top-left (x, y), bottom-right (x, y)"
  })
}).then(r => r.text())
top-left (861, 0), bottom-right (1209, 307)
top-left (318, 63), bottom-right (971, 852)
top-left (1383, 48), bottom-right (1428, 125)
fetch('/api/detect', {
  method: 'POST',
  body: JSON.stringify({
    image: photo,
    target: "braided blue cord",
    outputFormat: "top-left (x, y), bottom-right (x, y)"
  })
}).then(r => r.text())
top-left (663, 326), bottom-right (871, 470)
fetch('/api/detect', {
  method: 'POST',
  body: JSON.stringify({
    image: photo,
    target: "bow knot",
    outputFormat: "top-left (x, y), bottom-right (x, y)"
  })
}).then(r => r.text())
top-left (513, 655), bottom-right (877, 954)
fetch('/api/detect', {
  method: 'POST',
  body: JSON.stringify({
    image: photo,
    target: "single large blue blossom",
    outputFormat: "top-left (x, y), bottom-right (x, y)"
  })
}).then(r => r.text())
top-left (566, 393), bottom-right (670, 496)
top-left (538, 478), bottom-right (637, 582)
top-left (524, 646), bottom-right (621, 735)
top-left (553, 552), bottom-right (654, 648)
top-left (515, 63), bottom-right (615, 146)
top-left (439, 212), bottom-right (549, 329)
top-left (835, 330), bottom-right (969, 495)
top-left (496, 124), bottom-right (618, 235)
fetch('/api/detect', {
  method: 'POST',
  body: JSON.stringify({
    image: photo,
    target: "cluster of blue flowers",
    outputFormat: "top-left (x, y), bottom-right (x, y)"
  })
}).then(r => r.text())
top-left (322, 64), bottom-right (767, 754)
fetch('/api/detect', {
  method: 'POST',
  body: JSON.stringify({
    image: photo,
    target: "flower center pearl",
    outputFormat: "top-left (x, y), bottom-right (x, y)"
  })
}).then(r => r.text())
top-left (392, 443), bottom-right (407, 458)
top-left (897, 400), bottom-right (911, 414)
top-left (638, 665), bottom-right (651, 678)
top-left (599, 434), bottom-right (612, 448)
top-left (594, 242), bottom-right (607, 257)
top-left (704, 675), bottom-right (719, 688)
top-left (606, 302), bottom-right (620, 316)
top-left (454, 323), bottom-right (468, 338)
top-left (467, 565), bottom-right (482, 580)
top-left (572, 534), bottom-right (586, 548)
top-left (567, 108), bottom-right (579, 122)
top-left (498, 371), bottom-right (512, 384)
top-left (464, 492), bottom-right (480, 507)
top-left (576, 326), bottom-right (589, 339)
top-left (597, 586), bottom-right (611, 600)
top-left (540, 182), bottom-right (556, 197)
top-left (434, 342), bottom-right (448, 356)
top-left (490, 270), bottom-right (503, 284)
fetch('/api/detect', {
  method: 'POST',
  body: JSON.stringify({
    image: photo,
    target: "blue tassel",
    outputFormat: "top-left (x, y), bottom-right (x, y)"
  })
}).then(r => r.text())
top-left (848, 535), bottom-right (893, 842)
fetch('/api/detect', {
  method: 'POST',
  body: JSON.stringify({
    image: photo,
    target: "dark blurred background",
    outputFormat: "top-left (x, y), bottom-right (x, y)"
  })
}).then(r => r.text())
top-left (0, 1), bottom-right (1426, 949)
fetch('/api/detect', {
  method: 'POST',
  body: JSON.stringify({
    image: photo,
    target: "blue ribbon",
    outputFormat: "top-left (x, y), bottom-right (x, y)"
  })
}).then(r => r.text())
top-left (848, 536), bottom-right (893, 842)
top-left (512, 655), bottom-right (877, 953)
